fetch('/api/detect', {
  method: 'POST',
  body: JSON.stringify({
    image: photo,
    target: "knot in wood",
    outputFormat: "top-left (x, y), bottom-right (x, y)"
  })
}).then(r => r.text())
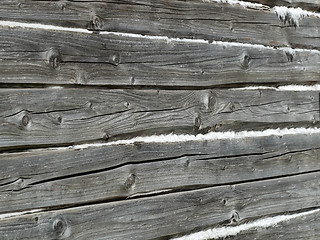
top-left (22, 115), bottom-right (30, 127)
top-left (285, 51), bottom-right (294, 62)
top-left (184, 159), bottom-right (190, 168)
top-left (194, 116), bottom-right (201, 132)
top-left (130, 76), bottom-right (135, 85)
top-left (240, 52), bottom-right (250, 69)
top-left (124, 101), bottom-right (130, 108)
top-left (57, 115), bottom-right (62, 124)
top-left (16, 178), bottom-right (25, 188)
top-left (214, 124), bottom-right (222, 131)
top-left (90, 15), bottom-right (103, 30)
top-left (230, 211), bottom-right (240, 224)
top-left (125, 174), bottom-right (136, 189)
top-left (53, 217), bottom-right (70, 238)
top-left (229, 103), bottom-right (236, 112)
top-left (207, 91), bottom-right (217, 111)
top-left (111, 54), bottom-right (120, 65)
top-left (47, 50), bottom-right (61, 70)
top-left (103, 132), bottom-right (110, 141)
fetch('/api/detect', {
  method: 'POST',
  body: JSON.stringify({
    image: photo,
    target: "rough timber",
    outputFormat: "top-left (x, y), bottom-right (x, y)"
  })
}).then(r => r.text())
top-left (0, 0), bottom-right (319, 239)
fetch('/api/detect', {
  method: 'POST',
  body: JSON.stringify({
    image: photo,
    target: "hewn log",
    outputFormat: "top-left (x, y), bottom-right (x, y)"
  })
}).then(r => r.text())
top-left (1, 26), bottom-right (319, 86)
top-left (1, 133), bottom-right (320, 213)
top-left (1, 88), bottom-right (319, 149)
top-left (0, 0), bottom-right (319, 49)
top-left (0, 171), bottom-right (319, 239)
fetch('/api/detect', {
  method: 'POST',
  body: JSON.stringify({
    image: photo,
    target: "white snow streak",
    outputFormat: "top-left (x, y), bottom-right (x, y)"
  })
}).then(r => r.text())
top-left (0, 20), bottom-right (91, 33)
top-left (0, 209), bottom-right (43, 220)
top-left (71, 127), bottom-right (320, 150)
top-left (232, 84), bottom-right (320, 91)
top-left (278, 84), bottom-right (320, 91)
top-left (172, 209), bottom-right (320, 240)
top-left (47, 86), bottom-right (64, 89)
top-left (206, 0), bottom-right (268, 9)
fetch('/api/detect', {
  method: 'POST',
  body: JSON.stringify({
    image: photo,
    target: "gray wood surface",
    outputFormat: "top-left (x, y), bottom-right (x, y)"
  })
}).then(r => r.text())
top-left (1, 88), bottom-right (319, 149)
top-left (247, 0), bottom-right (320, 12)
top-left (1, 28), bottom-right (319, 86)
top-left (230, 209), bottom-right (320, 240)
top-left (0, 1), bottom-right (319, 238)
top-left (0, 29), bottom-right (320, 88)
top-left (1, 0), bottom-right (320, 49)
top-left (1, 133), bottom-right (319, 213)
top-left (0, 171), bottom-right (319, 240)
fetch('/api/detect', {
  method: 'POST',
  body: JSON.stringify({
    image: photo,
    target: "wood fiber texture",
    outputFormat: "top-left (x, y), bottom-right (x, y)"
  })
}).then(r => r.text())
top-left (1, 133), bottom-right (319, 213)
top-left (0, 0), bottom-right (319, 239)
top-left (1, 0), bottom-right (319, 48)
top-left (0, 88), bottom-right (319, 149)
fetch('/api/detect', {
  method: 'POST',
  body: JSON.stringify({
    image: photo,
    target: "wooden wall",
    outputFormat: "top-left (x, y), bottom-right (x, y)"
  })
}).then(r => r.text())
top-left (0, 0), bottom-right (319, 239)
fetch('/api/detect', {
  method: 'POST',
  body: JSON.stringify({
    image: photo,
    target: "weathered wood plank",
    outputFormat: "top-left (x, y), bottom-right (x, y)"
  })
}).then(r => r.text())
top-left (247, 0), bottom-right (320, 12)
top-left (0, 171), bottom-right (319, 239)
top-left (1, 0), bottom-right (320, 49)
top-left (0, 88), bottom-right (319, 149)
top-left (230, 209), bottom-right (320, 240)
top-left (0, 28), bottom-right (319, 86)
top-left (1, 133), bottom-right (320, 213)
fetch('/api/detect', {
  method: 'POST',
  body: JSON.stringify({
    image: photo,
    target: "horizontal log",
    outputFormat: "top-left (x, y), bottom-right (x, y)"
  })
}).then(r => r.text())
top-left (0, 88), bottom-right (319, 149)
top-left (247, 0), bottom-right (320, 12)
top-left (229, 209), bottom-right (320, 240)
top-left (0, 171), bottom-right (319, 239)
top-left (1, 133), bottom-right (320, 213)
top-left (1, 0), bottom-right (320, 49)
top-left (0, 28), bottom-right (319, 86)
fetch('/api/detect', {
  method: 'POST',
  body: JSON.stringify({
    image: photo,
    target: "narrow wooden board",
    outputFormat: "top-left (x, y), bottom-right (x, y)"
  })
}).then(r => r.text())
top-left (1, 133), bottom-right (320, 213)
top-left (1, 27), bottom-right (319, 86)
top-left (1, 88), bottom-right (319, 149)
top-left (0, 171), bottom-right (319, 239)
top-left (230, 209), bottom-right (320, 240)
top-left (1, 0), bottom-right (320, 49)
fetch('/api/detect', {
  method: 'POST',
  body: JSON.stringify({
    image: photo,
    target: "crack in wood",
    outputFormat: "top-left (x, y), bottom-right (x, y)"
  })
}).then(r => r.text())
top-left (26, 153), bottom-right (209, 187)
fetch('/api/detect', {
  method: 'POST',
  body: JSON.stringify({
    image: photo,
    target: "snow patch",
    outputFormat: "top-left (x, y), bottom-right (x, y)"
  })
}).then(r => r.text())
top-left (278, 84), bottom-right (320, 91)
top-left (100, 31), bottom-right (208, 44)
top-left (47, 86), bottom-right (64, 89)
top-left (172, 209), bottom-right (320, 240)
top-left (71, 127), bottom-right (320, 150)
top-left (232, 84), bottom-right (320, 91)
top-left (0, 20), bottom-right (91, 33)
top-left (0, 209), bottom-right (43, 220)
top-left (274, 6), bottom-right (320, 27)
top-left (232, 86), bottom-right (278, 90)
top-left (205, 0), bottom-right (268, 10)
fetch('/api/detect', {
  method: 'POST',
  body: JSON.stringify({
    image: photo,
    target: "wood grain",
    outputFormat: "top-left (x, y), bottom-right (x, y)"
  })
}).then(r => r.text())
top-left (0, 0), bottom-right (319, 49)
top-left (0, 171), bottom-right (320, 239)
top-left (1, 88), bottom-right (319, 149)
top-left (0, 28), bottom-right (319, 86)
top-left (1, 133), bottom-right (320, 213)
